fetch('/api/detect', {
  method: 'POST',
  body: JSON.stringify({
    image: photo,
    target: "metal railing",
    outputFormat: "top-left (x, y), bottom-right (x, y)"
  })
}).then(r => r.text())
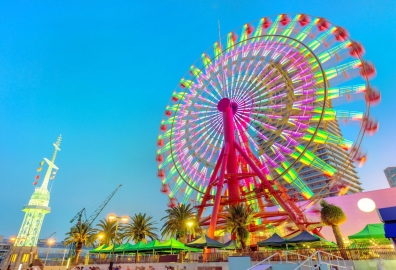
top-left (294, 251), bottom-right (346, 270)
top-left (247, 251), bottom-right (308, 270)
top-left (247, 252), bottom-right (282, 270)
top-left (66, 246), bottom-right (396, 266)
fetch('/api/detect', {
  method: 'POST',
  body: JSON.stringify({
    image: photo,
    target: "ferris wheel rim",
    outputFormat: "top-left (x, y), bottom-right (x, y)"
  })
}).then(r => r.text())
top-left (167, 34), bottom-right (330, 195)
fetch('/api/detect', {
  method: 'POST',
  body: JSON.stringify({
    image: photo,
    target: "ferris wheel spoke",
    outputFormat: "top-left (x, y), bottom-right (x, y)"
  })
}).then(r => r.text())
top-left (302, 127), bottom-right (353, 150)
top-left (316, 40), bottom-right (351, 64)
top-left (315, 84), bottom-right (366, 101)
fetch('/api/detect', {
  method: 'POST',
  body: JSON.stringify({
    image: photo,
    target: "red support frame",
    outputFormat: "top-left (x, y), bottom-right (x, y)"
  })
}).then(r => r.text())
top-left (201, 97), bottom-right (322, 239)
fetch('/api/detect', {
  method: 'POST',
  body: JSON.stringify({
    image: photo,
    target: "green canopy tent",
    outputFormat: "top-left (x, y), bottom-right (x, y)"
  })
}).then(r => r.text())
top-left (114, 242), bottom-right (135, 254)
top-left (185, 235), bottom-right (225, 249)
top-left (159, 238), bottom-right (192, 253)
top-left (89, 244), bottom-right (108, 253)
top-left (123, 241), bottom-right (148, 253)
top-left (140, 239), bottom-right (162, 251)
top-left (221, 239), bottom-right (237, 250)
top-left (348, 223), bottom-right (386, 240)
top-left (99, 244), bottom-right (120, 253)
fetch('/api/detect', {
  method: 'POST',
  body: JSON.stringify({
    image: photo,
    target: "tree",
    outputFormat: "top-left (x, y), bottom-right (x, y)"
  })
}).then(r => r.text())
top-left (161, 204), bottom-right (199, 243)
top-left (122, 213), bottom-right (159, 243)
top-left (224, 203), bottom-right (255, 250)
top-left (320, 200), bottom-right (347, 250)
top-left (93, 219), bottom-right (122, 246)
top-left (64, 223), bottom-right (95, 264)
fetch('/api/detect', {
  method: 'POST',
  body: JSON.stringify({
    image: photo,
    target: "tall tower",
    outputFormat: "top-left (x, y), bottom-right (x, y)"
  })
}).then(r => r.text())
top-left (4, 136), bottom-right (62, 270)
top-left (16, 135), bottom-right (62, 247)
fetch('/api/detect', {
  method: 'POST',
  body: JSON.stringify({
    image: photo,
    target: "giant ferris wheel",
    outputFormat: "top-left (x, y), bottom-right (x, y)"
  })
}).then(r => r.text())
top-left (156, 14), bottom-right (380, 237)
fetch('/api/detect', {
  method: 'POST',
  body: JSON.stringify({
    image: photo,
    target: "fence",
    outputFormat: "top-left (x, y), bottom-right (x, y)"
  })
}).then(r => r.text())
top-left (56, 247), bottom-right (396, 266)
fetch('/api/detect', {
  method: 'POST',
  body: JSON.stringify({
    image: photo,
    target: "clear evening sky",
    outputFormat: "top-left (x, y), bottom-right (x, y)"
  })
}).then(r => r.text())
top-left (1, 0), bottom-right (395, 240)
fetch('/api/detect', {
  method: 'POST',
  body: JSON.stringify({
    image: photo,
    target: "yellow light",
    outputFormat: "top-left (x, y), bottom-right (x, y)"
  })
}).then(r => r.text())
top-left (108, 214), bottom-right (116, 221)
top-left (357, 198), bottom-right (376, 212)
top-left (98, 234), bottom-right (104, 239)
top-left (48, 239), bottom-right (55, 244)
top-left (121, 216), bottom-right (129, 223)
top-left (10, 237), bottom-right (16, 242)
top-left (187, 221), bottom-right (193, 227)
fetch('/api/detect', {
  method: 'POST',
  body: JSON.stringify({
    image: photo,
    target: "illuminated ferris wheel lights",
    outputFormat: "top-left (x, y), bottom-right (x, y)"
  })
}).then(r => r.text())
top-left (156, 14), bottom-right (381, 230)
top-left (333, 27), bottom-right (349, 41)
top-left (298, 14), bottom-right (310, 26)
top-left (280, 14), bottom-right (291, 26)
top-left (316, 18), bottom-right (330, 31)
top-left (359, 62), bottom-right (376, 78)
top-left (365, 88), bottom-right (381, 105)
top-left (349, 41), bottom-right (365, 57)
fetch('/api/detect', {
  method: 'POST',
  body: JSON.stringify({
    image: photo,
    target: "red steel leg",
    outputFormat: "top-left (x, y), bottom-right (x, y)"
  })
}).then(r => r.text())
top-left (208, 143), bottom-right (229, 238)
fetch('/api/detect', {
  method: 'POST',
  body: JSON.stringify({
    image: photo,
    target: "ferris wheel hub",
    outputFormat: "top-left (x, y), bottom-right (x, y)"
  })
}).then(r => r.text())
top-left (217, 98), bottom-right (231, 112)
top-left (217, 98), bottom-right (238, 114)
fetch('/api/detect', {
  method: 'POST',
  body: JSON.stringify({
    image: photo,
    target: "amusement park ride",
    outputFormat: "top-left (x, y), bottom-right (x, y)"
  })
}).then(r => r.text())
top-left (156, 14), bottom-right (380, 239)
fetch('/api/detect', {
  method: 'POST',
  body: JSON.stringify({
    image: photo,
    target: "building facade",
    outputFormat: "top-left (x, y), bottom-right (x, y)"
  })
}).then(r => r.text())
top-left (384, 167), bottom-right (396, 187)
top-left (256, 104), bottom-right (362, 201)
top-left (288, 119), bottom-right (362, 200)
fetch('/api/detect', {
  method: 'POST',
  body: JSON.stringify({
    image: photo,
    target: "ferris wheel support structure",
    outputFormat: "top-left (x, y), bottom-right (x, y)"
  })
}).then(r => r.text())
top-left (207, 97), bottom-right (319, 238)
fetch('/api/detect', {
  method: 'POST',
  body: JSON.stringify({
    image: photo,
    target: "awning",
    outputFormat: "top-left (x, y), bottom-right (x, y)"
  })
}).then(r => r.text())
top-left (348, 223), bottom-right (386, 240)
top-left (99, 244), bottom-right (120, 253)
top-left (114, 242), bottom-right (135, 252)
top-left (89, 244), bottom-right (108, 253)
top-left (185, 235), bottom-right (225, 249)
top-left (159, 238), bottom-right (189, 250)
top-left (221, 239), bottom-right (237, 250)
top-left (287, 230), bottom-right (320, 243)
top-left (257, 233), bottom-right (287, 246)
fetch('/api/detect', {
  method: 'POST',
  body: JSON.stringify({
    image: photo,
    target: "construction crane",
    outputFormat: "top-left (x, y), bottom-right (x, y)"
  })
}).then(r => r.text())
top-left (66, 184), bottom-right (122, 259)
top-left (38, 231), bottom-right (57, 244)
top-left (70, 208), bottom-right (86, 224)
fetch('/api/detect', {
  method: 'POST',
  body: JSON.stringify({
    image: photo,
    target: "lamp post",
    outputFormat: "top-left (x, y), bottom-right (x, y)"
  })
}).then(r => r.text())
top-left (44, 239), bottom-right (55, 266)
top-left (186, 221), bottom-right (193, 242)
top-left (8, 236), bottom-right (17, 269)
top-left (107, 214), bottom-right (128, 270)
top-left (98, 234), bottom-right (104, 243)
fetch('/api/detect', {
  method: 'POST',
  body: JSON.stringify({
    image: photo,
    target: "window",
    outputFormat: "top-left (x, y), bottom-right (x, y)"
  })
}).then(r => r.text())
top-left (22, 254), bottom-right (30, 263)
top-left (10, 254), bottom-right (17, 262)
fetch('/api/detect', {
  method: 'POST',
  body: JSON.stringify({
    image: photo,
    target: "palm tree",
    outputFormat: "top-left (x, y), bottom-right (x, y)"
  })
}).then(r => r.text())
top-left (161, 204), bottom-right (199, 243)
top-left (224, 203), bottom-right (255, 250)
top-left (320, 200), bottom-right (347, 251)
top-left (122, 213), bottom-right (159, 243)
top-left (93, 218), bottom-right (122, 246)
top-left (64, 223), bottom-right (95, 264)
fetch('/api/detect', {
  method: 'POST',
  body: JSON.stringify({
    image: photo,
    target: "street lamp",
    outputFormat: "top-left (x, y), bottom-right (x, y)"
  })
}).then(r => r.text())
top-left (107, 214), bottom-right (128, 270)
top-left (98, 234), bottom-right (104, 245)
top-left (186, 221), bottom-right (194, 242)
top-left (44, 239), bottom-right (55, 266)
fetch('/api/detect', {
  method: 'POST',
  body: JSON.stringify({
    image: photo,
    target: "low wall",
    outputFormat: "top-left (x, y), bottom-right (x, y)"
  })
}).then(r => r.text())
top-left (44, 263), bottom-right (229, 270)
top-left (353, 259), bottom-right (396, 270)
top-left (43, 260), bottom-right (396, 270)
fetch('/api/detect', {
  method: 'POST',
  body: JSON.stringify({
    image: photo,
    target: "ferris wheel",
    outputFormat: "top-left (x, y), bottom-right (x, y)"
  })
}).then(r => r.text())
top-left (156, 14), bottom-right (380, 236)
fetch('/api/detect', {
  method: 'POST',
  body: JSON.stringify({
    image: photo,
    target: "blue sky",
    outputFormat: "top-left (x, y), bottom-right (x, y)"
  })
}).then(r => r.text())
top-left (1, 0), bottom-right (395, 241)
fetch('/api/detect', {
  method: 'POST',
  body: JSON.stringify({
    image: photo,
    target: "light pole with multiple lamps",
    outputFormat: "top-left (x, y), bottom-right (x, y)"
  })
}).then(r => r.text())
top-left (44, 239), bottom-right (55, 266)
top-left (107, 214), bottom-right (128, 270)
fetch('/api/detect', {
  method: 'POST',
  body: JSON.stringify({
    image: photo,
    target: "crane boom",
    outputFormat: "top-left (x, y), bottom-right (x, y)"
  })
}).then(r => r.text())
top-left (86, 184), bottom-right (122, 227)
top-left (66, 184), bottom-right (122, 261)
top-left (70, 208), bottom-right (85, 224)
